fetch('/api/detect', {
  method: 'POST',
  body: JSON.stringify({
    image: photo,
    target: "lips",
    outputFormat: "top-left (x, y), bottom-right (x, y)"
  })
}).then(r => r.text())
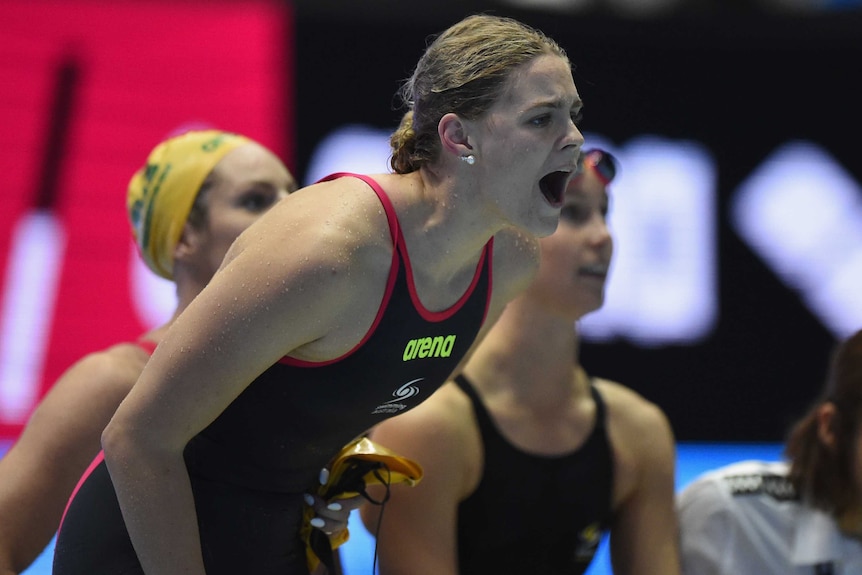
top-left (579, 263), bottom-right (609, 279)
top-left (539, 170), bottom-right (570, 208)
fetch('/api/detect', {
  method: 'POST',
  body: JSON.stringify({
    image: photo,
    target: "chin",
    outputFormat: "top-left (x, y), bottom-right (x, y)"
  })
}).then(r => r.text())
top-left (573, 293), bottom-right (604, 315)
top-left (523, 212), bottom-right (561, 238)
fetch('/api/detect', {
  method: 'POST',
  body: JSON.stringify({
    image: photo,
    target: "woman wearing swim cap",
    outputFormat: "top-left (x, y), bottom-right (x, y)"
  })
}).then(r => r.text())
top-left (0, 129), bottom-right (297, 575)
top-left (53, 14), bottom-right (583, 575)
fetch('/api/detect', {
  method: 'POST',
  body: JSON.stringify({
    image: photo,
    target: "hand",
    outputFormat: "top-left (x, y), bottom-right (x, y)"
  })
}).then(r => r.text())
top-left (304, 493), bottom-right (365, 537)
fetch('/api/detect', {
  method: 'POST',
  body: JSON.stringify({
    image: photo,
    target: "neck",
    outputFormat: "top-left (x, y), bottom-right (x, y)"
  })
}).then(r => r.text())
top-left (172, 267), bottom-right (209, 313)
top-left (397, 169), bottom-right (508, 265)
top-left (463, 295), bottom-right (585, 403)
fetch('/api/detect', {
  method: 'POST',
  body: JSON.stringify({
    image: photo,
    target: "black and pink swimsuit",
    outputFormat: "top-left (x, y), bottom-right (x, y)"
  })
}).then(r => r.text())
top-left (53, 173), bottom-right (493, 575)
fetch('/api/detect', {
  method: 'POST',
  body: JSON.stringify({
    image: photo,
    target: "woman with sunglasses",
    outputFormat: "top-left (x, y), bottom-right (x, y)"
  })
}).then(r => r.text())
top-left (362, 149), bottom-right (681, 575)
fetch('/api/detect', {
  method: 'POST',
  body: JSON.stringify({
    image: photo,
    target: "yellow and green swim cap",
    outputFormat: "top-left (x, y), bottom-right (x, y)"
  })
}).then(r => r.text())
top-left (126, 129), bottom-right (251, 280)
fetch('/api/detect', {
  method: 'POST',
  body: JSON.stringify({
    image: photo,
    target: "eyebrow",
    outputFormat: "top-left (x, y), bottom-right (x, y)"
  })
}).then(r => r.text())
top-left (528, 96), bottom-right (584, 113)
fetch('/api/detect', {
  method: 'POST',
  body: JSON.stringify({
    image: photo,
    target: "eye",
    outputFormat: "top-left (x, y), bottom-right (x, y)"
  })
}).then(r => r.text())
top-left (571, 109), bottom-right (584, 126)
top-left (530, 113), bottom-right (552, 127)
top-left (239, 187), bottom-right (279, 212)
top-left (560, 203), bottom-right (589, 224)
top-left (561, 199), bottom-right (610, 225)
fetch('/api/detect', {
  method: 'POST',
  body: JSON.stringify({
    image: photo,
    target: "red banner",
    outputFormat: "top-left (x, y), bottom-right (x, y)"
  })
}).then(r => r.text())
top-left (0, 0), bottom-right (294, 439)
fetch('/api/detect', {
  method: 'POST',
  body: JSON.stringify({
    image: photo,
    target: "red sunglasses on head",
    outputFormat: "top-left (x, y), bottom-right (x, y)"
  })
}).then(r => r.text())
top-left (579, 149), bottom-right (618, 186)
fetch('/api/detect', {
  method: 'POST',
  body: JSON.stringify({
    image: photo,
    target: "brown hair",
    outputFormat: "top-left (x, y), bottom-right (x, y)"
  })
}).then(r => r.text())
top-left (389, 14), bottom-right (569, 174)
top-left (786, 328), bottom-right (862, 515)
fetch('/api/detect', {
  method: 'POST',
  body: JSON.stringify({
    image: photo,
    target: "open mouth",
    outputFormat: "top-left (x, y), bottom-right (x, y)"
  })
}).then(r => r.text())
top-left (539, 171), bottom-right (570, 208)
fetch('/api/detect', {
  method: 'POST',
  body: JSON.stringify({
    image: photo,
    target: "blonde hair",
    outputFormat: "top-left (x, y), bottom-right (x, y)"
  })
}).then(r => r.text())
top-left (390, 14), bottom-right (569, 174)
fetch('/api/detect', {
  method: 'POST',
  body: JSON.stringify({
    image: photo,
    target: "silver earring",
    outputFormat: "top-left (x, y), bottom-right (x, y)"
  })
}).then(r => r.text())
top-left (461, 154), bottom-right (475, 165)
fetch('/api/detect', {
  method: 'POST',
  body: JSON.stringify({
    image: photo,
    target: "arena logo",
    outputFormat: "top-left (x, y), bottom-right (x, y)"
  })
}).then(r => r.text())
top-left (402, 335), bottom-right (457, 361)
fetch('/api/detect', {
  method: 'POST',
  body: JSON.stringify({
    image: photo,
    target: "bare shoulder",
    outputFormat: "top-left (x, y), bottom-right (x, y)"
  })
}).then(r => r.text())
top-left (207, 175), bottom-right (398, 360)
top-left (594, 378), bottom-right (672, 431)
top-left (593, 377), bottom-right (675, 461)
top-left (233, 175), bottom-right (393, 258)
top-left (370, 380), bottom-right (482, 497)
top-left (15, 341), bottom-right (152, 454)
top-left (373, 381), bottom-right (475, 448)
top-left (594, 378), bottom-right (676, 511)
top-left (55, 341), bottom-right (151, 397)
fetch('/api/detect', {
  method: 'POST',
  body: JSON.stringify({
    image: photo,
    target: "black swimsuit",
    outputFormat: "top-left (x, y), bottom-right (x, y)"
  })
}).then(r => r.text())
top-left (455, 374), bottom-right (614, 575)
top-left (53, 173), bottom-right (493, 575)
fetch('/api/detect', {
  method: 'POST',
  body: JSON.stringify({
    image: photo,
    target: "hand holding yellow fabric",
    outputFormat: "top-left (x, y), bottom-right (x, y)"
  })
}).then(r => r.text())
top-left (301, 436), bottom-right (423, 573)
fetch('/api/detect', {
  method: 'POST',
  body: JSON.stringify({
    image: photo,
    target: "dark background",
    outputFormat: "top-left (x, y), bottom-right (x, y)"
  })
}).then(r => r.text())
top-left (293, 3), bottom-right (862, 442)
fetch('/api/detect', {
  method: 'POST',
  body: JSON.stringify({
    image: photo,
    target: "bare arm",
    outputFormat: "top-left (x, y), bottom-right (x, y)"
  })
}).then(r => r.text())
top-left (0, 345), bottom-right (145, 575)
top-left (101, 184), bottom-right (391, 575)
top-left (598, 381), bottom-right (681, 575)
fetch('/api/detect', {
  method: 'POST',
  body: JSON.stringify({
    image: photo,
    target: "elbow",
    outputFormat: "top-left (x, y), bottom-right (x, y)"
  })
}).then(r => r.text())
top-left (101, 412), bottom-right (186, 471)
top-left (100, 412), bottom-right (150, 468)
top-left (100, 416), bottom-right (129, 464)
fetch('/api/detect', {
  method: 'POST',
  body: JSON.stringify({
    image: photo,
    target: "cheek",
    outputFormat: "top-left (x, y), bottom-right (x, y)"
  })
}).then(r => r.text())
top-left (539, 236), bottom-right (572, 269)
top-left (544, 227), bottom-right (587, 257)
top-left (216, 214), bottom-right (261, 243)
top-left (202, 220), bottom-right (255, 266)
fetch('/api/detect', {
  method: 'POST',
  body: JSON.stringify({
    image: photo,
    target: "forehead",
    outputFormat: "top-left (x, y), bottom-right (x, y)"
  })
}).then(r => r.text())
top-left (566, 169), bottom-right (609, 203)
top-left (216, 143), bottom-right (277, 172)
top-left (212, 143), bottom-right (293, 186)
top-left (497, 53), bottom-right (580, 109)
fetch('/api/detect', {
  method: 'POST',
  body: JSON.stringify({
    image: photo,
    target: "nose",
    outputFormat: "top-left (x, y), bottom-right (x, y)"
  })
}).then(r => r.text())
top-left (589, 216), bottom-right (612, 249)
top-left (563, 119), bottom-right (585, 156)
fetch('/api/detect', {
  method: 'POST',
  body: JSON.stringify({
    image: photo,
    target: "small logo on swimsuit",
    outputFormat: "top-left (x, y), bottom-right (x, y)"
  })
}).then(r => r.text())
top-left (573, 522), bottom-right (602, 561)
top-left (372, 378), bottom-right (423, 414)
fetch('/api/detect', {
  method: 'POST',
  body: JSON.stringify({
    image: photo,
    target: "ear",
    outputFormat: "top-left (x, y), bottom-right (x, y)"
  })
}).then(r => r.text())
top-left (438, 113), bottom-right (474, 160)
top-left (173, 221), bottom-right (201, 264)
top-left (817, 402), bottom-right (839, 449)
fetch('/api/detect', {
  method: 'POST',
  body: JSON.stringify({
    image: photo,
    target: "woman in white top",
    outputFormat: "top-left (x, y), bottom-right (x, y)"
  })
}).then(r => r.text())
top-left (677, 327), bottom-right (862, 575)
